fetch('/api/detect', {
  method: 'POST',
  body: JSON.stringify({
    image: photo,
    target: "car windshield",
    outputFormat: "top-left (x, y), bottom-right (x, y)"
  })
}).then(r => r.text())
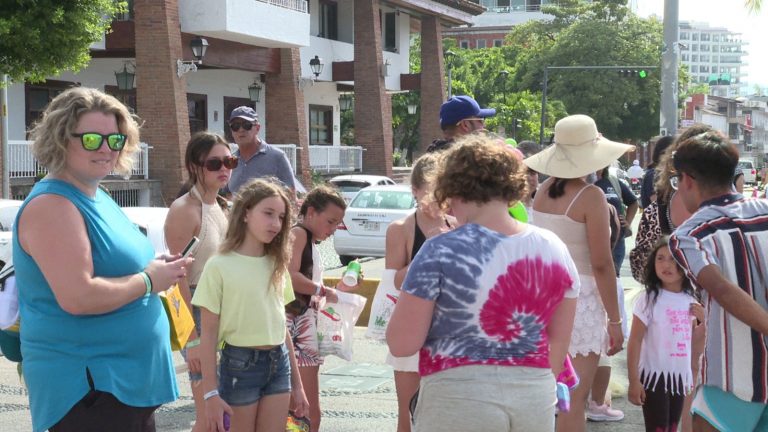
top-left (737, 161), bottom-right (753, 169)
top-left (332, 180), bottom-right (372, 193)
top-left (350, 190), bottom-right (415, 210)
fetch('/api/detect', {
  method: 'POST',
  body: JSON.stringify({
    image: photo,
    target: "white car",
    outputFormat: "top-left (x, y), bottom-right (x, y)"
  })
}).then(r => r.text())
top-left (0, 203), bottom-right (169, 268)
top-left (0, 200), bottom-right (23, 266)
top-left (738, 159), bottom-right (757, 184)
top-left (333, 185), bottom-right (415, 264)
top-left (121, 207), bottom-right (170, 255)
top-left (329, 175), bottom-right (397, 204)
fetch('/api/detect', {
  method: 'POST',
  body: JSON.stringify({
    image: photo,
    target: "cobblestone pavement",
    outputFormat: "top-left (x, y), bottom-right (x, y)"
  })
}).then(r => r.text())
top-left (0, 223), bottom-right (650, 431)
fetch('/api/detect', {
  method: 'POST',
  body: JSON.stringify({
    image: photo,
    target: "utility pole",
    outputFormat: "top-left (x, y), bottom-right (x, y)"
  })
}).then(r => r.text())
top-left (1, 75), bottom-right (9, 199)
top-left (660, 0), bottom-right (680, 137)
top-left (539, 67), bottom-right (548, 145)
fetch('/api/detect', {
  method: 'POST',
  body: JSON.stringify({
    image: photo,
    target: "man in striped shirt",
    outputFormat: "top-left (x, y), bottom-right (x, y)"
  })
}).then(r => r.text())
top-left (669, 130), bottom-right (768, 432)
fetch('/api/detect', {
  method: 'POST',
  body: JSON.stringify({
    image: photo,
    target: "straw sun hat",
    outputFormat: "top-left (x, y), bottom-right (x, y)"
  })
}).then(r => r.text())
top-left (523, 115), bottom-right (634, 179)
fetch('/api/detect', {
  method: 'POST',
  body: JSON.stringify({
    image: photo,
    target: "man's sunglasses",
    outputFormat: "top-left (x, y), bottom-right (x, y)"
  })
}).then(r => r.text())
top-left (230, 122), bottom-right (254, 132)
top-left (72, 133), bottom-right (127, 151)
top-left (203, 156), bottom-right (239, 171)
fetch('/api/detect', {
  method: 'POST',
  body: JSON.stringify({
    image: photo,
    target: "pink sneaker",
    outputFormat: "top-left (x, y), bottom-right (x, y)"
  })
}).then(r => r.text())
top-left (586, 400), bottom-right (624, 422)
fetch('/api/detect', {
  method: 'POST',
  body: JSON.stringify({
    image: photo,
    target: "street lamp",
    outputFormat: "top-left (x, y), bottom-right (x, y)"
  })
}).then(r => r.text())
top-left (444, 50), bottom-right (457, 98)
top-left (309, 55), bottom-right (324, 80)
top-left (407, 103), bottom-right (418, 115)
top-left (339, 93), bottom-right (354, 111)
top-left (115, 62), bottom-right (135, 91)
top-left (177, 36), bottom-right (209, 77)
top-left (248, 80), bottom-right (262, 103)
top-left (498, 70), bottom-right (509, 105)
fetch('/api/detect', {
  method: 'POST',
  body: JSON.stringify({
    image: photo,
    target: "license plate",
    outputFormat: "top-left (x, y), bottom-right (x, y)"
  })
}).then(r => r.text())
top-left (363, 221), bottom-right (380, 231)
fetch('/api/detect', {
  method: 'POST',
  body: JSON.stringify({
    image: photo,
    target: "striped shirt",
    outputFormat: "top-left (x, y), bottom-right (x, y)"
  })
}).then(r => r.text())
top-left (670, 193), bottom-right (768, 403)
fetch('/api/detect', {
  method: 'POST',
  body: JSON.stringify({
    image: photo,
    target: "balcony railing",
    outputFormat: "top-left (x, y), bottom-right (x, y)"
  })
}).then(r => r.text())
top-left (309, 146), bottom-right (364, 173)
top-left (8, 140), bottom-right (150, 179)
top-left (7, 141), bottom-right (363, 181)
top-left (272, 144), bottom-right (364, 174)
top-left (256, 0), bottom-right (308, 13)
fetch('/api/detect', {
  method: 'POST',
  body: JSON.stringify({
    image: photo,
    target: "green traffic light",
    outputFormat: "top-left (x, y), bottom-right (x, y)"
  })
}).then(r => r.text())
top-left (638, 70), bottom-right (648, 78)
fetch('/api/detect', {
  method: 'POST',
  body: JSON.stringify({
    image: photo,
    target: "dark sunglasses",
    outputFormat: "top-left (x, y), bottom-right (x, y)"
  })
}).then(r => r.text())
top-left (202, 156), bottom-right (239, 171)
top-left (229, 122), bottom-right (254, 132)
top-left (72, 132), bottom-right (126, 151)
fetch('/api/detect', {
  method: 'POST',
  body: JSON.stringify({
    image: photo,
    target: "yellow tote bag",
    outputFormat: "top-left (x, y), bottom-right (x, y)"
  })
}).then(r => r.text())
top-left (159, 284), bottom-right (195, 351)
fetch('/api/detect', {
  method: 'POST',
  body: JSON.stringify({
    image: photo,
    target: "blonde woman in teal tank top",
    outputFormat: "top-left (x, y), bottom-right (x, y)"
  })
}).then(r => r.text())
top-left (14, 88), bottom-right (191, 432)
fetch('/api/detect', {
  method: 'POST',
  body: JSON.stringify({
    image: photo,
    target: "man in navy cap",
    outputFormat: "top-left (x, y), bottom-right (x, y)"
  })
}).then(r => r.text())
top-left (224, 106), bottom-right (296, 199)
top-left (426, 95), bottom-right (496, 152)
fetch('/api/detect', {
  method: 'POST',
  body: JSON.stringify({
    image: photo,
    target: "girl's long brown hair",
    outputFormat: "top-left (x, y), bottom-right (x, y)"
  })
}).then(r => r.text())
top-left (221, 178), bottom-right (293, 290)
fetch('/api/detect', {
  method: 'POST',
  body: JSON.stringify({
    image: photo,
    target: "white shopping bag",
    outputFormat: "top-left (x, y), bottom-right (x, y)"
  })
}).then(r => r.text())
top-left (364, 270), bottom-right (398, 340)
top-left (317, 291), bottom-right (367, 361)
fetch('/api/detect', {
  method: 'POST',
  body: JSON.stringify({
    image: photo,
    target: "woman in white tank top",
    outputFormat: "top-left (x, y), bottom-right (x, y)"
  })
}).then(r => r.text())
top-left (524, 115), bottom-right (632, 432)
top-left (165, 132), bottom-right (232, 432)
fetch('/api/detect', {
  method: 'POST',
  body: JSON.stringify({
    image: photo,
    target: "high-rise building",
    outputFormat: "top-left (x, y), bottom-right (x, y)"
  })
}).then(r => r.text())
top-left (678, 21), bottom-right (748, 95)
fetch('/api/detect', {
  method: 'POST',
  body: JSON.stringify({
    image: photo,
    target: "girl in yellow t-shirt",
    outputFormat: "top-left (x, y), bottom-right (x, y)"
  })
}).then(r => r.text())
top-left (193, 179), bottom-right (309, 432)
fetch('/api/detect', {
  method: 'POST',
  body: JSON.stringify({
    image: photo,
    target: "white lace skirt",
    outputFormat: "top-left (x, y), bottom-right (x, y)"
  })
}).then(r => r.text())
top-left (568, 275), bottom-right (609, 357)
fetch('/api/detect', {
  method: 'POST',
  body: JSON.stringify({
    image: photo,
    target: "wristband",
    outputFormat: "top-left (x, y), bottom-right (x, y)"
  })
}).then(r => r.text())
top-left (139, 272), bottom-right (152, 297)
top-left (608, 319), bottom-right (623, 326)
top-left (185, 338), bottom-right (200, 348)
top-left (314, 282), bottom-right (322, 296)
top-left (203, 389), bottom-right (219, 400)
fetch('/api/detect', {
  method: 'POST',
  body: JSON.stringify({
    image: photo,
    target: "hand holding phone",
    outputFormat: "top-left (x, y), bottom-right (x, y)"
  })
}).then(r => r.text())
top-left (181, 236), bottom-right (200, 259)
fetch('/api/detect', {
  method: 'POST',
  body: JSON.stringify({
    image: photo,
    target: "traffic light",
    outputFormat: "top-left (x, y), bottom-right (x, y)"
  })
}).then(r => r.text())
top-left (618, 69), bottom-right (649, 78)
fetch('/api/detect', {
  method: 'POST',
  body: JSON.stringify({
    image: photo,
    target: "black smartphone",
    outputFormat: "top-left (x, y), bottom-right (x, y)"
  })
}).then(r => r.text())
top-left (180, 236), bottom-right (200, 258)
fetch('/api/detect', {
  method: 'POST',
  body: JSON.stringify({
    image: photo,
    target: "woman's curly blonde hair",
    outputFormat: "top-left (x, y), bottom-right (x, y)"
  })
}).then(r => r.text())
top-left (432, 133), bottom-right (527, 209)
top-left (29, 87), bottom-right (141, 177)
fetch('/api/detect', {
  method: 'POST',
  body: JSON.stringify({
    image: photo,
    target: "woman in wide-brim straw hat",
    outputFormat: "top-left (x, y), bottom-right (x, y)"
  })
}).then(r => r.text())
top-left (525, 114), bottom-right (631, 432)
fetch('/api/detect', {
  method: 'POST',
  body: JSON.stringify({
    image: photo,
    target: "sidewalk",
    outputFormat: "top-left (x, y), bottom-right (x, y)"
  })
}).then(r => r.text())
top-left (0, 230), bottom-right (648, 431)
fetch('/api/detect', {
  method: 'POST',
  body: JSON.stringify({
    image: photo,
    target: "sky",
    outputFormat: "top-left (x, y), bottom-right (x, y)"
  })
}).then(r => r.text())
top-left (636, 0), bottom-right (768, 88)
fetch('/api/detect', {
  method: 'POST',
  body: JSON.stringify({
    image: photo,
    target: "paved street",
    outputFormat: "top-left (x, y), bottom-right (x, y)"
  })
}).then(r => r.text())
top-left (0, 223), bottom-right (649, 431)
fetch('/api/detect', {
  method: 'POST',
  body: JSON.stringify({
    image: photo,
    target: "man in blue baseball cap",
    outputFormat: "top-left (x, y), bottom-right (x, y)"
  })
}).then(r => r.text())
top-left (427, 95), bottom-right (496, 152)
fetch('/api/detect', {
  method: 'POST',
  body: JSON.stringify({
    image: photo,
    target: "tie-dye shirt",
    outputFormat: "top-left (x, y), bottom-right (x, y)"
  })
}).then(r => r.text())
top-left (403, 223), bottom-right (580, 376)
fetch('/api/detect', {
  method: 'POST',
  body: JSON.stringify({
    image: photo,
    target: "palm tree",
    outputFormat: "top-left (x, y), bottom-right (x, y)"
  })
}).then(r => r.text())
top-left (745, 0), bottom-right (762, 13)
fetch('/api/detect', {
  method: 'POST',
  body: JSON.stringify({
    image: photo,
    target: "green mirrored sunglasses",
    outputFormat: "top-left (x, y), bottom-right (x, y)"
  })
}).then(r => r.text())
top-left (72, 132), bottom-right (127, 151)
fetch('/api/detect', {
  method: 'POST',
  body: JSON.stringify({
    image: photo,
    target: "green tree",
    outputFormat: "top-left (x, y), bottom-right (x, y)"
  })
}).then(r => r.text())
top-left (0, 1), bottom-right (126, 84)
top-left (746, 0), bottom-right (762, 13)
top-left (507, 0), bottom-right (666, 141)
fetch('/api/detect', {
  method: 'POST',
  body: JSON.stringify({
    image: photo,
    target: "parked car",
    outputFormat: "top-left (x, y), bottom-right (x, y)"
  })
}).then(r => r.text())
top-left (738, 159), bottom-right (757, 184)
top-left (121, 207), bottom-right (170, 255)
top-left (329, 175), bottom-right (397, 204)
top-left (333, 185), bottom-right (415, 265)
top-left (0, 204), bottom-right (169, 273)
top-left (0, 199), bottom-right (23, 267)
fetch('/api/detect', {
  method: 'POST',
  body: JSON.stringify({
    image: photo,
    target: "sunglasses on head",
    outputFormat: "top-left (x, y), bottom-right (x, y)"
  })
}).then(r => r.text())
top-left (202, 156), bottom-right (239, 171)
top-left (230, 122), bottom-right (254, 132)
top-left (72, 132), bottom-right (126, 151)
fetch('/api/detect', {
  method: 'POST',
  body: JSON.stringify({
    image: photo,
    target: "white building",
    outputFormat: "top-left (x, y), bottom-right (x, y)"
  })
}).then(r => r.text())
top-left (678, 21), bottom-right (748, 96)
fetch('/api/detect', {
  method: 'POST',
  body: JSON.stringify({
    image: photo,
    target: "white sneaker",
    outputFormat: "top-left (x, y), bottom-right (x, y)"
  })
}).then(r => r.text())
top-left (586, 400), bottom-right (625, 422)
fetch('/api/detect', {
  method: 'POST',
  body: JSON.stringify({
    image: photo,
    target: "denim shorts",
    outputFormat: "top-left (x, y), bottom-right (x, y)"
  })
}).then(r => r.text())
top-left (218, 343), bottom-right (292, 406)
